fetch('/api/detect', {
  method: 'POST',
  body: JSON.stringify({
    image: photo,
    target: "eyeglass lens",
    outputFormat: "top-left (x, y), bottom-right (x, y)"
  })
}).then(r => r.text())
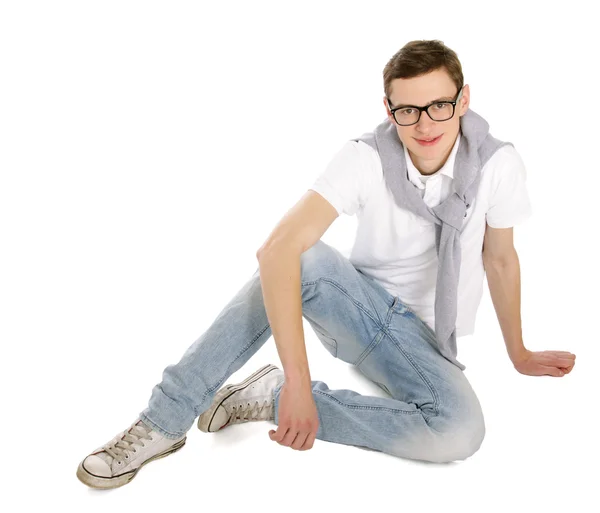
top-left (394, 103), bottom-right (454, 126)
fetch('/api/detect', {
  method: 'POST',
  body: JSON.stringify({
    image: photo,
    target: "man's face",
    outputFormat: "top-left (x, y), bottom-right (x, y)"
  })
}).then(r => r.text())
top-left (383, 68), bottom-right (470, 174)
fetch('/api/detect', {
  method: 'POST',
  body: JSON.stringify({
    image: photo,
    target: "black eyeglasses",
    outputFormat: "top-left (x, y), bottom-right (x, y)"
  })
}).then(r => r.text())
top-left (387, 86), bottom-right (464, 126)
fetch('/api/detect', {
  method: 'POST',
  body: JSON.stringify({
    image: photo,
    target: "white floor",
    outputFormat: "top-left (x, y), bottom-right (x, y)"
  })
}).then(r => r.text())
top-left (61, 306), bottom-right (588, 513)
top-left (3, 2), bottom-right (595, 511)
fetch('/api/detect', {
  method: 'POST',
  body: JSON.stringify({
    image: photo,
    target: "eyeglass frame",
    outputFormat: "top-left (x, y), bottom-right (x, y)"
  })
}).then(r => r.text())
top-left (386, 86), bottom-right (465, 126)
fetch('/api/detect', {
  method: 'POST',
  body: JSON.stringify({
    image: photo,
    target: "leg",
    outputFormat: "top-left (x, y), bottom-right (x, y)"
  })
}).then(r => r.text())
top-left (273, 240), bottom-right (486, 463)
top-left (139, 238), bottom-right (390, 439)
top-left (139, 264), bottom-right (276, 439)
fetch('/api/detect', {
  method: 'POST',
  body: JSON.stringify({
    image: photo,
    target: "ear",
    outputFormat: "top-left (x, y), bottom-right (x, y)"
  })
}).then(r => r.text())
top-left (459, 84), bottom-right (470, 114)
top-left (383, 96), bottom-right (394, 123)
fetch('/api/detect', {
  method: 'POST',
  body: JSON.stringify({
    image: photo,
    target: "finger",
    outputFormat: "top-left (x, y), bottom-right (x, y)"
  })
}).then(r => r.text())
top-left (539, 354), bottom-right (574, 366)
top-left (291, 431), bottom-right (310, 451)
top-left (547, 352), bottom-right (576, 361)
top-left (540, 365), bottom-right (564, 377)
top-left (553, 357), bottom-right (576, 366)
top-left (539, 351), bottom-right (573, 360)
top-left (560, 364), bottom-right (574, 374)
top-left (551, 352), bottom-right (576, 360)
top-left (548, 351), bottom-right (576, 357)
top-left (299, 432), bottom-right (317, 451)
top-left (280, 429), bottom-right (299, 447)
top-left (269, 427), bottom-right (288, 443)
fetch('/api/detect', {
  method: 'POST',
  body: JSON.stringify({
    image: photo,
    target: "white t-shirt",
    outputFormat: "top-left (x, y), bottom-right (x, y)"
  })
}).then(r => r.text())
top-left (309, 131), bottom-right (533, 337)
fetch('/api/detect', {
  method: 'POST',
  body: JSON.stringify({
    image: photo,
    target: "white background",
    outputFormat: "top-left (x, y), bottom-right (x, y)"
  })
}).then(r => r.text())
top-left (1, 0), bottom-right (597, 511)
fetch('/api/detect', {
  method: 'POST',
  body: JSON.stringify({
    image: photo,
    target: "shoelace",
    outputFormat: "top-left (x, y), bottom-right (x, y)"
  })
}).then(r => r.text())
top-left (103, 422), bottom-right (153, 466)
top-left (227, 400), bottom-right (273, 425)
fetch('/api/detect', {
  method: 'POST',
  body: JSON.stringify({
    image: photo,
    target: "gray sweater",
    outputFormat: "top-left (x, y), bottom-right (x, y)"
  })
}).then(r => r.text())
top-left (351, 108), bottom-right (512, 371)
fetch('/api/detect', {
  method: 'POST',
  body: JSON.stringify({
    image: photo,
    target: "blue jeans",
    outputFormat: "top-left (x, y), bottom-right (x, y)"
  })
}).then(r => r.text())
top-left (139, 240), bottom-right (485, 463)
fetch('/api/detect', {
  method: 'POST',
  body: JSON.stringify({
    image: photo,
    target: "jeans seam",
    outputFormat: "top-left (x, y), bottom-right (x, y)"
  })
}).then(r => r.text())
top-left (313, 329), bottom-right (338, 358)
top-left (379, 330), bottom-right (441, 417)
top-left (360, 274), bottom-right (385, 325)
top-left (353, 329), bottom-right (385, 366)
top-left (386, 298), bottom-right (398, 324)
top-left (312, 389), bottom-right (424, 415)
top-left (353, 297), bottom-right (398, 366)
top-left (325, 339), bottom-right (338, 357)
top-left (312, 390), bottom-right (444, 435)
top-left (301, 277), bottom-right (381, 327)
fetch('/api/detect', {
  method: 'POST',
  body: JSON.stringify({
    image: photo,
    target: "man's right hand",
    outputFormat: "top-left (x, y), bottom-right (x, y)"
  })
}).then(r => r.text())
top-left (268, 380), bottom-right (319, 451)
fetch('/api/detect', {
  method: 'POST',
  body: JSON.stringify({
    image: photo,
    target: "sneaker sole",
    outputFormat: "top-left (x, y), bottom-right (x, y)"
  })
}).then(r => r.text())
top-left (76, 436), bottom-right (187, 489)
top-left (197, 364), bottom-right (279, 433)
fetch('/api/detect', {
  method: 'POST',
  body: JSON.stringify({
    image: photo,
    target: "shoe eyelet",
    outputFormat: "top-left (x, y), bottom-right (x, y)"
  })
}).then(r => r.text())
top-left (125, 455), bottom-right (129, 459)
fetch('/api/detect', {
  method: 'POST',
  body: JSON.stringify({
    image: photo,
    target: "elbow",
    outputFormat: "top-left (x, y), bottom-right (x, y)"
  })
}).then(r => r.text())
top-left (256, 239), bottom-right (299, 262)
top-left (483, 250), bottom-right (519, 269)
top-left (256, 241), bottom-right (278, 262)
top-left (256, 240), bottom-right (272, 261)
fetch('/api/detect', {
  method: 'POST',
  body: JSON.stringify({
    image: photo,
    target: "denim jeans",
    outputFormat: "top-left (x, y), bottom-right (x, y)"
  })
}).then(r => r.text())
top-left (139, 240), bottom-right (486, 463)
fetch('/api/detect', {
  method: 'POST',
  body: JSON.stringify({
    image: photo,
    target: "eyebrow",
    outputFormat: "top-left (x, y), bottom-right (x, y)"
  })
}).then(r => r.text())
top-left (390, 96), bottom-right (454, 109)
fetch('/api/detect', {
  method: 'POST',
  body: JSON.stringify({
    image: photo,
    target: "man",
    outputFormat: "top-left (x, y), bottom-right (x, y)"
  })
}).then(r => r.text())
top-left (77, 40), bottom-right (576, 489)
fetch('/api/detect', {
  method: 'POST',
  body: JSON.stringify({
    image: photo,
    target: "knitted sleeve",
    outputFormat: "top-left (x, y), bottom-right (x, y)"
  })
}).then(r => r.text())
top-left (485, 145), bottom-right (533, 228)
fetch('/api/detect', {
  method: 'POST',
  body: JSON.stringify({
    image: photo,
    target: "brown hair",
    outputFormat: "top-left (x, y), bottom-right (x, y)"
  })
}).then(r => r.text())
top-left (383, 40), bottom-right (464, 101)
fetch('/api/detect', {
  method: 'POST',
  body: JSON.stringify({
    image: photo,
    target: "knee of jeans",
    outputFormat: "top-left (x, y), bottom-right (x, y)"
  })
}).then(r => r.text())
top-left (300, 240), bottom-right (339, 283)
top-left (387, 413), bottom-right (485, 464)
top-left (432, 414), bottom-right (486, 463)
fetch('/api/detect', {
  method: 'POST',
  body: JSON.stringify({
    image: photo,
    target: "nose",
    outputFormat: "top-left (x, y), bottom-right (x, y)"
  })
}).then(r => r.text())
top-left (415, 110), bottom-right (436, 134)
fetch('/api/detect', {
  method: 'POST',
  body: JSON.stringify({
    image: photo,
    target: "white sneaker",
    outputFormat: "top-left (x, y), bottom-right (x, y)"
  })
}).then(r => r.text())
top-left (197, 364), bottom-right (284, 433)
top-left (76, 418), bottom-right (186, 489)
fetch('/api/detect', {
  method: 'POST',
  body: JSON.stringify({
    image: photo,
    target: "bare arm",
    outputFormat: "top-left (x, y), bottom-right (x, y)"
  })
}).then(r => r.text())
top-left (257, 245), bottom-right (309, 385)
top-left (482, 224), bottom-right (526, 362)
top-left (256, 189), bottom-right (339, 386)
top-left (483, 252), bottom-right (525, 362)
top-left (482, 223), bottom-right (576, 376)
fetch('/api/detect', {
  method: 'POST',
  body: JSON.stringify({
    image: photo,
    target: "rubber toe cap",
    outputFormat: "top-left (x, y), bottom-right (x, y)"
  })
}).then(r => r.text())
top-left (83, 455), bottom-right (112, 477)
top-left (210, 406), bottom-right (229, 432)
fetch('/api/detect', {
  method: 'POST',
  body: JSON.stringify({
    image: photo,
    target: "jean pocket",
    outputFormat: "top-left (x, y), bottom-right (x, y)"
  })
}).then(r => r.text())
top-left (312, 327), bottom-right (338, 358)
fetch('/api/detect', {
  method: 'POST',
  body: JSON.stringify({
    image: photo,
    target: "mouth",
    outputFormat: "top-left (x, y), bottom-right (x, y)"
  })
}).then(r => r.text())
top-left (415, 134), bottom-right (442, 146)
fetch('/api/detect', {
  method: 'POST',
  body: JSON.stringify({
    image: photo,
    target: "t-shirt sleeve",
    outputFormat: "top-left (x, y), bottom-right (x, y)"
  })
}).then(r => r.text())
top-left (485, 145), bottom-right (533, 228)
top-left (308, 140), bottom-right (378, 217)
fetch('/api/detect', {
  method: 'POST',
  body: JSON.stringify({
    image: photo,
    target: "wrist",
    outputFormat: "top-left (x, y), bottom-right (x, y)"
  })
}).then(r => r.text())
top-left (284, 366), bottom-right (312, 387)
top-left (509, 346), bottom-right (529, 364)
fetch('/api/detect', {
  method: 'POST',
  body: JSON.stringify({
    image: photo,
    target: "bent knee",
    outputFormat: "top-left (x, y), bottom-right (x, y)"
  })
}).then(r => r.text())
top-left (387, 417), bottom-right (485, 464)
top-left (430, 418), bottom-right (486, 463)
top-left (300, 240), bottom-right (342, 282)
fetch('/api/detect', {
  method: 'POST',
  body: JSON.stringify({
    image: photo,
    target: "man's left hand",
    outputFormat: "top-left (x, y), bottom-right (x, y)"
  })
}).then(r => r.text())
top-left (512, 349), bottom-right (576, 377)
